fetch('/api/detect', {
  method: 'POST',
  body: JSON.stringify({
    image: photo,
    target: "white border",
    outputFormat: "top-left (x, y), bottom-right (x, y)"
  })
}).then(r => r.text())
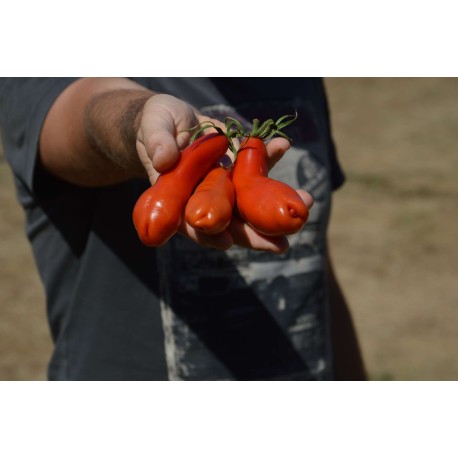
top-left (0, 382), bottom-right (456, 457)
top-left (1, 1), bottom-right (458, 75)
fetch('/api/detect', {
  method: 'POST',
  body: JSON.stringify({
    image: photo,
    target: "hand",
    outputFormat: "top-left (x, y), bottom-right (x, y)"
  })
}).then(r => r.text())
top-left (134, 96), bottom-right (313, 253)
top-left (179, 137), bottom-right (314, 254)
top-left (136, 93), bottom-right (228, 184)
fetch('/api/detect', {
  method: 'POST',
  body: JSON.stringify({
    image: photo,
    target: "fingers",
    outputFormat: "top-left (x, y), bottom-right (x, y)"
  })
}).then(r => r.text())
top-left (179, 219), bottom-right (234, 250)
top-left (296, 189), bottom-right (314, 209)
top-left (228, 216), bottom-right (290, 254)
top-left (179, 213), bottom-right (290, 254)
top-left (265, 137), bottom-right (291, 170)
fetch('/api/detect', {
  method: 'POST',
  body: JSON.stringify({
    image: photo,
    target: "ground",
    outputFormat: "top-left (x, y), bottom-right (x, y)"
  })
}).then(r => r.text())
top-left (326, 77), bottom-right (458, 380)
top-left (0, 77), bottom-right (457, 380)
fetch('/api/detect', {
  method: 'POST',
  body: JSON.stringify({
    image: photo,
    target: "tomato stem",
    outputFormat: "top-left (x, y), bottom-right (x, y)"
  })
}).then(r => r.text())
top-left (186, 118), bottom-right (245, 158)
top-left (249, 111), bottom-right (298, 142)
top-left (185, 112), bottom-right (297, 166)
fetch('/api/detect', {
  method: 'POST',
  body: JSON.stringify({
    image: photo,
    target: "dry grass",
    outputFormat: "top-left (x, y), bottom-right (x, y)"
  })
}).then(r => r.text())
top-left (0, 156), bottom-right (51, 380)
top-left (0, 78), bottom-right (457, 380)
top-left (326, 77), bottom-right (458, 380)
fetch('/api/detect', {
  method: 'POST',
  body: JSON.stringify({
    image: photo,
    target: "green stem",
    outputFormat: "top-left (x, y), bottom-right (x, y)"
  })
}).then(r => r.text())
top-left (186, 117), bottom-right (246, 159)
top-left (184, 117), bottom-right (245, 155)
top-left (184, 112), bottom-right (297, 166)
top-left (249, 111), bottom-right (298, 142)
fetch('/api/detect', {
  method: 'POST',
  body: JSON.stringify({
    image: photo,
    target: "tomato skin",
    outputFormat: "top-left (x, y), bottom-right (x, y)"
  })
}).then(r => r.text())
top-left (232, 137), bottom-right (308, 236)
top-left (133, 133), bottom-right (229, 246)
top-left (185, 166), bottom-right (235, 235)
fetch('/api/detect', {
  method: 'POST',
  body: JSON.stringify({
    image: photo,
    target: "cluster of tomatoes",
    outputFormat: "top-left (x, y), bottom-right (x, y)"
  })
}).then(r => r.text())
top-left (132, 115), bottom-right (309, 247)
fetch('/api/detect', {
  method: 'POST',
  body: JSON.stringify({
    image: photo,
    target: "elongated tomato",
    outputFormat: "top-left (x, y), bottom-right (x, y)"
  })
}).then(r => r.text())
top-left (133, 133), bottom-right (229, 246)
top-left (185, 165), bottom-right (235, 235)
top-left (232, 137), bottom-right (308, 236)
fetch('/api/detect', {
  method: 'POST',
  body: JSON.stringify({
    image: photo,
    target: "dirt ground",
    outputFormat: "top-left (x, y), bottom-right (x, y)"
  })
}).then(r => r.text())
top-left (1, 78), bottom-right (457, 380)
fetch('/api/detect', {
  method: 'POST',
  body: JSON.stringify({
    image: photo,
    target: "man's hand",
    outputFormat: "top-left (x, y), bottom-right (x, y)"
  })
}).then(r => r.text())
top-left (136, 94), bottom-right (228, 184)
top-left (137, 94), bottom-right (198, 179)
top-left (135, 99), bottom-right (314, 253)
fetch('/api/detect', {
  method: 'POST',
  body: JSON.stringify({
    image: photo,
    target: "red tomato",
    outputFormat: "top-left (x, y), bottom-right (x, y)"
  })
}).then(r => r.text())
top-left (185, 165), bottom-right (235, 235)
top-left (232, 136), bottom-right (308, 236)
top-left (133, 133), bottom-right (229, 246)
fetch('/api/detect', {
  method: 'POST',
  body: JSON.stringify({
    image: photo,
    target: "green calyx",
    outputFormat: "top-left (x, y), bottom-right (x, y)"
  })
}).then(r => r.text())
top-left (186, 112), bottom-right (297, 165)
top-left (249, 112), bottom-right (298, 142)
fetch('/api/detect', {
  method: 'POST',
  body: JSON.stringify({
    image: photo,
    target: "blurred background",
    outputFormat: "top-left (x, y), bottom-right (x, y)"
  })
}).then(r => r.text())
top-left (0, 77), bottom-right (457, 381)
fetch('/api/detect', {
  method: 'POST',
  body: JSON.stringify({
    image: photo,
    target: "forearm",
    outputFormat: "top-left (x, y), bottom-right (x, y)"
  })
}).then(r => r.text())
top-left (39, 77), bottom-right (154, 186)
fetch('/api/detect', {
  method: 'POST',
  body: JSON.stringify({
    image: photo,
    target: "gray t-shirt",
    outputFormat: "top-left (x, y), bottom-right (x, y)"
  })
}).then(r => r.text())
top-left (0, 78), bottom-right (344, 380)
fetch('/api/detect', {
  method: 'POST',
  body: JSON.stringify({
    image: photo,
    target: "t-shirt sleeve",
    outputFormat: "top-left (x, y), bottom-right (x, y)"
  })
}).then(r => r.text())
top-left (0, 78), bottom-right (79, 192)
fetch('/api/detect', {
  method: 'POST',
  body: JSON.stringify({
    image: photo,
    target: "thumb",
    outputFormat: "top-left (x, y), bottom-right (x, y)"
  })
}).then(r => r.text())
top-left (137, 93), bottom-right (202, 173)
top-left (265, 137), bottom-right (291, 171)
top-left (138, 108), bottom-right (182, 173)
